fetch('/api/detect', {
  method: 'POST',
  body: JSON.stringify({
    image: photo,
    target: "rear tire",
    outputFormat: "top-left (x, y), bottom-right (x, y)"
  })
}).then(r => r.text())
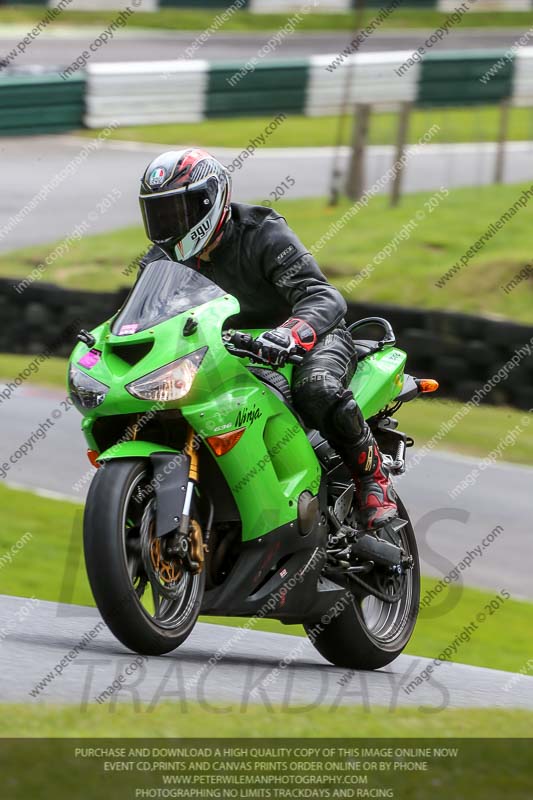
top-left (83, 458), bottom-right (205, 656)
top-left (304, 496), bottom-right (419, 670)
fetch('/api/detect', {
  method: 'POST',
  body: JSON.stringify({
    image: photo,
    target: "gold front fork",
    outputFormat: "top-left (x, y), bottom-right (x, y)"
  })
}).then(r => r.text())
top-left (181, 426), bottom-right (205, 572)
top-left (179, 426), bottom-right (199, 535)
top-left (184, 425), bottom-right (199, 481)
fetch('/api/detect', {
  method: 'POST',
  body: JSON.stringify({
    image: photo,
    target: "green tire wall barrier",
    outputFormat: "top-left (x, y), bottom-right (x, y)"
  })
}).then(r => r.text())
top-left (0, 73), bottom-right (85, 136)
top-left (418, 51), bottom-right (516, 107)
top-left (206, 59), bottom-right (308, 118)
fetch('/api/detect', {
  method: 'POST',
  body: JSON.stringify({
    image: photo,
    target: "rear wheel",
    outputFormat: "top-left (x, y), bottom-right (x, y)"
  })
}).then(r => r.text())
top-left (304, 496), bottom-right (419, 670)
top-left (83, 458), bottom-right (205, 655)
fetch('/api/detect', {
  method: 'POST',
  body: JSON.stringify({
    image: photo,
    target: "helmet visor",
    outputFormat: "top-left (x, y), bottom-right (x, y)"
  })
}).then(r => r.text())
top-left (140, 178), bottom-right (217, 245)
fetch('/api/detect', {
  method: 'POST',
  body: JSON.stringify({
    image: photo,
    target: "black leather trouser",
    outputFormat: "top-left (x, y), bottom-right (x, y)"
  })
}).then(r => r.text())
top-left (292, 323), bottom-right (368, 473)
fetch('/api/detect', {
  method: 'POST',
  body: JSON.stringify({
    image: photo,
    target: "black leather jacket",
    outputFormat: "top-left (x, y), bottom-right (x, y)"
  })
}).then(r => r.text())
top-left (139, 202), bottom-right (347, 337)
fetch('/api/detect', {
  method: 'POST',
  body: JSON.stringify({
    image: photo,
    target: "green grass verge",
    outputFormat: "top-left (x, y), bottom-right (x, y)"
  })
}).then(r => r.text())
top-left (1, 483), bottom-right (531, 675)
top-left (1, 354), bottom-right (532, 465)
top-left (2, 182), bottom-right (533, 322)
top-left (1, 703), bottom-right (531, 739)
top-left (0, 353), bottom-right (68, 391)
top-left (0, 484), bottom-right (90, 605)
top-left (82, 106), bottom-right (533, 150)
top-left (4, 6), bottom-right (533, 30)
top-left (396, 397), bottom-right (533, 466)
top-left (273, 185), bottom-right (533, 323)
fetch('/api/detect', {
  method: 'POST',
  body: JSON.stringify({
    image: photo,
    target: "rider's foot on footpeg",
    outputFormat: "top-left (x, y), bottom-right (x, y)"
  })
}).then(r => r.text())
top-left (376, 517), bottom-right (408, 535)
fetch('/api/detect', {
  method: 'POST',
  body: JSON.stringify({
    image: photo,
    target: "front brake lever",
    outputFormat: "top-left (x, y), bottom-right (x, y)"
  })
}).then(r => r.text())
top-left (224, 344), bottom-right (273, 366)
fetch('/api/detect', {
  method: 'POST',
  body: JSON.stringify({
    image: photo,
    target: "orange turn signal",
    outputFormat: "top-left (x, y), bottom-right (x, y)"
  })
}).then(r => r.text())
top-left (206, 427), bottom-right (246, 456)
top-left (419, 379), bottom-right (439, 394)
top-left (87, 449), bottom-right (101, 468)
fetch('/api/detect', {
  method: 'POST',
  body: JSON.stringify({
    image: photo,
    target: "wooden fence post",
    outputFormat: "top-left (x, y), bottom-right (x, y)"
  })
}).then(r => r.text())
top-left (494, 98), bottom-right (511, 184)
top-left (346, 103), bottom-right (371, 201)
top-left (390, 101), bottom-right (412, 207)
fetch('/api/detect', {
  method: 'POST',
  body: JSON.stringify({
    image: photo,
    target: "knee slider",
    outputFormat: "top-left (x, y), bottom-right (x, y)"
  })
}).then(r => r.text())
top-left (323, 391), bottom-right (365, 442)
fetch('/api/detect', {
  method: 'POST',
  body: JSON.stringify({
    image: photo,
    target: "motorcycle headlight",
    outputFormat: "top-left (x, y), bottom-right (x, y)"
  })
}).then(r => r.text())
top-left (69, 366), bottom-right (109, 410)
top-left (126, 348), bottom-right (207, 402)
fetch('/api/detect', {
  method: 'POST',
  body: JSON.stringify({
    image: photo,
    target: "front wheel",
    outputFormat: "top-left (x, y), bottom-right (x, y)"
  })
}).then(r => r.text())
top-left (304, 496), bottom-right (419, 670)
top-left (83, 458), bottom-right (205, 655)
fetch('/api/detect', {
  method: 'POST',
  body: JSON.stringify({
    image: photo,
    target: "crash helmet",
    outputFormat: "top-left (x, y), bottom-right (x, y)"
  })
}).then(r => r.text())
top-left (139, 148), bottom-right (232, 261)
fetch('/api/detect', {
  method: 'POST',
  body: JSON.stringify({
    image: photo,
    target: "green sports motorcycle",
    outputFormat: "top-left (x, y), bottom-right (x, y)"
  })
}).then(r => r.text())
top-left (69, 259), bottom-right (437, 670)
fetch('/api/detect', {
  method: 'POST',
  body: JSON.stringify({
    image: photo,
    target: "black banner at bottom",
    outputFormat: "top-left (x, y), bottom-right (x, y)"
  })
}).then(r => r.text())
top-left (0, 738), bottom-right (531, 799)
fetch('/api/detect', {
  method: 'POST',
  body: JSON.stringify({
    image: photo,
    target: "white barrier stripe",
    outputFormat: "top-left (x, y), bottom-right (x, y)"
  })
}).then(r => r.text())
top-left (84, 58), bottom-right (209, 127)
top-left (305, 51), bottom-right (420, 117)
top-left (438, 0), bottom-right (532, 9)
top-left (249, 0), bottom-right (351, 11)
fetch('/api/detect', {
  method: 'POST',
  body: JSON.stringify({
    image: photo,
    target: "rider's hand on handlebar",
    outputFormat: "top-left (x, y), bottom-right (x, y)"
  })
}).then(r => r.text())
top-left (254, 327), bottom-right (298, 367)
top-left (255, 318), bottom-right (317, 366)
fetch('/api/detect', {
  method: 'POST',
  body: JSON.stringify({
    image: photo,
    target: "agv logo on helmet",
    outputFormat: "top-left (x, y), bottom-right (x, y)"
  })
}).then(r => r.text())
top-left (191, 219), bottom-right (211, 243)
top-left (149, 167), bottom-right (166, 187)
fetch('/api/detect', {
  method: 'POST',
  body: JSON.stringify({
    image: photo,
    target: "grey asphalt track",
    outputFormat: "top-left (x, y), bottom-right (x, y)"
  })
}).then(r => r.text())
top-left (3, 135), bottom-right (533, 254)
top-left (2, 22), bottom-right (532, 716)
top-left (0, 28), bottom-right (529, 68)
top-left (1, 594), bottom-right (532, 708)
top-left (1, 383), bottom-right (532, 600)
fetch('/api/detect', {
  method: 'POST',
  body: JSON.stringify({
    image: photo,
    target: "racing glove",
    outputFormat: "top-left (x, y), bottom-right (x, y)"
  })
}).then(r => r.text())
top-left (255, 318), bottom-right (317, 366)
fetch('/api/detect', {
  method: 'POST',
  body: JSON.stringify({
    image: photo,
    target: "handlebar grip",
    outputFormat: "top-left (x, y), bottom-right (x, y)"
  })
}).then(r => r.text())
top-left (223, 329), bottom-right (304, 366)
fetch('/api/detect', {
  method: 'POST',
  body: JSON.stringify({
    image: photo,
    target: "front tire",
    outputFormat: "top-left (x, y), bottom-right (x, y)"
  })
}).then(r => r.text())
top-left (83, 458), bottom-right (205, 656)
top-left (304, 496), bottom-right (419, 670)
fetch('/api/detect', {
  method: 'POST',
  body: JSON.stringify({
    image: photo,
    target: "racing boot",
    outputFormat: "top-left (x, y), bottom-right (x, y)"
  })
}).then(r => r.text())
top-left (352, 425), bottom-right (398, 530)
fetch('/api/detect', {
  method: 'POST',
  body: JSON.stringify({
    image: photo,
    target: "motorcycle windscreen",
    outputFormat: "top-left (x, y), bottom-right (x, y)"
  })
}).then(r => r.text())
top-left (112, 259), bottom-right (226, 334)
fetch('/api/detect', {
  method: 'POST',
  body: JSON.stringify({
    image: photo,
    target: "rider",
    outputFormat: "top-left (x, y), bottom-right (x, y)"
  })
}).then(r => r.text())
top-left (137, 148), bottom-right (398, 530)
